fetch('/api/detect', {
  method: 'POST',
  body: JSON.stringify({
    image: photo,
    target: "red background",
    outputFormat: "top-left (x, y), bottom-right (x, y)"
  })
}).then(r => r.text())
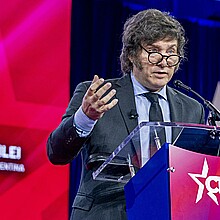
top-left (0, 0), bottom-right (70, 219)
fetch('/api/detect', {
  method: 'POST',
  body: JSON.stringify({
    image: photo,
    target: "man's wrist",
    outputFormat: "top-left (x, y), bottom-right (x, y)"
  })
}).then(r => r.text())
top-left (73, 106), bottom-right (97, 137)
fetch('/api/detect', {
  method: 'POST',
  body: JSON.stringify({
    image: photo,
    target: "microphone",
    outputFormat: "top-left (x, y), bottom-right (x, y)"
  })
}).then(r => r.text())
top-left (173, 80), bottom-right (220, 125)
top-left (173, 80), bottom-right (191, 91)
top-left (129, 109), bottom-right (139, 119)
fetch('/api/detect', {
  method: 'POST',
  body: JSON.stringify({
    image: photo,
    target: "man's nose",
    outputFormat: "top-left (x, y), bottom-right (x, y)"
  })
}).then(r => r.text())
top-left (157, 56), bottom-right (167, 67)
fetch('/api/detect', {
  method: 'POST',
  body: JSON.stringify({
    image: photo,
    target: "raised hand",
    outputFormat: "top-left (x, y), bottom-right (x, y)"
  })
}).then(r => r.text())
top-left (82, 75), bottom-right (118, 120)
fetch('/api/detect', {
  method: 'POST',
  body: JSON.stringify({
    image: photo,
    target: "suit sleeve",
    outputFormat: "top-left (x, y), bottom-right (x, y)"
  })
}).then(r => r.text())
top-left (46, 81), bottom-right (91, 165)
top-left (199, 103), bottom-right (206, 124)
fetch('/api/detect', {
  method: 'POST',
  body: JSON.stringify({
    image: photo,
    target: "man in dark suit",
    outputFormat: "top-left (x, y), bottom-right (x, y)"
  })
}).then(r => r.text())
top-left (47, 9), bottom-right (205, 220)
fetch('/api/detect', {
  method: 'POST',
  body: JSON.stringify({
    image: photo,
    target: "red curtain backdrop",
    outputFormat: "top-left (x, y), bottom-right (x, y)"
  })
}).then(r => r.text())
top-left (0, 0), bottom-right (71, 219)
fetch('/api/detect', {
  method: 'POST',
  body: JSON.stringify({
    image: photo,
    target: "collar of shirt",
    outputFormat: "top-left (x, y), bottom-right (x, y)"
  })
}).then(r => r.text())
top-left (131, 72), bottom-right (167, 100)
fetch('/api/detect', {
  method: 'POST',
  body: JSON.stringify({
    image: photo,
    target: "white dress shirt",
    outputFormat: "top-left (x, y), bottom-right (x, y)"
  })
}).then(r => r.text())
top-left (131, 73), bottom-right (171, 165)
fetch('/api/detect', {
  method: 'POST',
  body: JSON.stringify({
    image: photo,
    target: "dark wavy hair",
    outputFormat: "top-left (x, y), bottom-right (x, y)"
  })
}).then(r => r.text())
top-left (120, 9), bottom-right (186, 74)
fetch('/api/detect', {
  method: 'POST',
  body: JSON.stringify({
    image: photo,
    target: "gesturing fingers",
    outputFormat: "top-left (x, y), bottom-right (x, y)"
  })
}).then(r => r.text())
top-left (99, 97), bottom-right (118, 113)
top-left (90, 82), bottom-right (113, 103)
top-left (82, 76), bottom-right (118, 120)
top-left (96, 88), bottom-right (117, 107)
top-left (86, 75), bottom-right (104, 97)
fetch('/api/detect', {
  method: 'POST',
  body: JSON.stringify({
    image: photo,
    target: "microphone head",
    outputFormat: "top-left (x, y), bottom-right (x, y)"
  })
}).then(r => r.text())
top-left (173, 80), bottom-right (183, 88)
top-left (173, 80), bottom-right (191, 91)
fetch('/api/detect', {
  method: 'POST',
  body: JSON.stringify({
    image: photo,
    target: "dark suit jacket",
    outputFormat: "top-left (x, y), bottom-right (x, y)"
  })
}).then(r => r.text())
top-left (47, 74), bottom-right (205, 220)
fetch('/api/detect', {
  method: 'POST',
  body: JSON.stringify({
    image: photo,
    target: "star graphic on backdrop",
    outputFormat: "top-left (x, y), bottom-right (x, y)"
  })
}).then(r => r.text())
top-left (188, 158), bottom-right (209, 203)
top-left (188, 158), bottom-right (220, 205)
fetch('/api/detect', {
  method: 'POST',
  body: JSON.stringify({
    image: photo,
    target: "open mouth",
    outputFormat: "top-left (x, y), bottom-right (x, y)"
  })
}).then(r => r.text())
top-left (154, 71), bottom-right (167, 74)
top-left (154, 72), bottom-right (167, 77)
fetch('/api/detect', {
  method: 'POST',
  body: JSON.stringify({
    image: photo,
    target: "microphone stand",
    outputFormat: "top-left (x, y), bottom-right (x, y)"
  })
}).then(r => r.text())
top-left (174, 80), bottom-right (220, 157)
top-left (174, 80), bottom-right (220, 126)
top-left (193, 93), bottom-right (220, 126)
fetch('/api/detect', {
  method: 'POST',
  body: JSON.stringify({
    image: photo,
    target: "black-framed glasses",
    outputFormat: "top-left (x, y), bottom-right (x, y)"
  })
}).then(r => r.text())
top-left (139, 44), bottom-right (182, 67)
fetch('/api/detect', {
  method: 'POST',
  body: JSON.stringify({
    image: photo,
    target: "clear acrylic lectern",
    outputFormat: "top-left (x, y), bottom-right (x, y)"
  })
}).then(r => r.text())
top-left (92, 122), bottom-right (220, 183)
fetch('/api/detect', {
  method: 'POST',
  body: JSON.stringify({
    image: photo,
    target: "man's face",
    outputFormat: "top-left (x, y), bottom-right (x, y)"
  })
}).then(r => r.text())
top-left (132, 38), bottom-right (178, 92)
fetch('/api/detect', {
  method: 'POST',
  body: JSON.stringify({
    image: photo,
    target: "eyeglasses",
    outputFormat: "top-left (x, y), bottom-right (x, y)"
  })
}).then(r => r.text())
top-left (139, 44), bottom-right (182, 67)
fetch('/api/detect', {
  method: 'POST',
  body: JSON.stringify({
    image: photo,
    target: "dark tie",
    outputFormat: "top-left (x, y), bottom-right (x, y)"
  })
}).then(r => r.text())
top-left (144, 92), bottom-right (166, 156)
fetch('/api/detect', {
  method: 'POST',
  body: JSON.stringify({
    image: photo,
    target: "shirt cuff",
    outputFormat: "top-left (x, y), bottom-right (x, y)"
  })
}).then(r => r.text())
top-left (73, 106), bottom-right (97, 137)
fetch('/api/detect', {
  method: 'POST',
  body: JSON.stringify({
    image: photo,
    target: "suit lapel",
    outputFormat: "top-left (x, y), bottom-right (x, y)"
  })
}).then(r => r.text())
top-left (115, 74), bottom-right (141, 168)
top-left (167, 86), bottom-right (183, 122)
top-left (115, 74), bottom-right (138, 134)
top-left (167, 86), bottom-right (183, 141)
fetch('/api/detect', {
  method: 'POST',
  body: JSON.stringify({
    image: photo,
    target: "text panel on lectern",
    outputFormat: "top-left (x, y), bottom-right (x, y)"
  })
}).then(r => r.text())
top-left (170, 146), bottom-right (220, 219)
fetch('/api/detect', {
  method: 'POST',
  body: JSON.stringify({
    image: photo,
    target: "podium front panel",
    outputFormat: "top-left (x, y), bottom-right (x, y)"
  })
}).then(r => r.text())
top-left (125, 145), bottom-right (220, 220)
top-left (125, 144), bottom-right (171, 220)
